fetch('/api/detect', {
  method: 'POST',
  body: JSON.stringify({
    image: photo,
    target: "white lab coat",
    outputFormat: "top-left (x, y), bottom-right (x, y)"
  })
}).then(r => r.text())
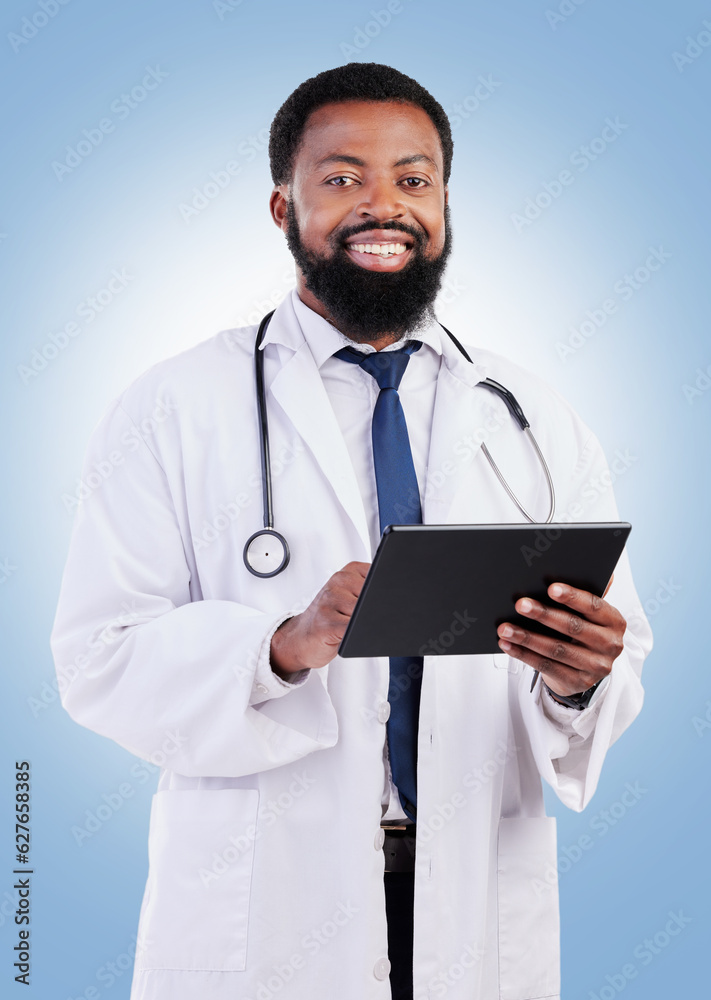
top-left (50, 292), bottom-right (651, 1000)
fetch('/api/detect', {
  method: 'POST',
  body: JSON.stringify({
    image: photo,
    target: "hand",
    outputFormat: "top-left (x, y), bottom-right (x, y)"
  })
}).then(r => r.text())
top-left (270, 561), bottom-right (370, 678)
top-left (496, 580), bottom-right (626, 698)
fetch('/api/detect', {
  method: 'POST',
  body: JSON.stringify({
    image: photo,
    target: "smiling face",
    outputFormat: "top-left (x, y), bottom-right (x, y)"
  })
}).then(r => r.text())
top-left (270, 100), bottom-right (452, 346)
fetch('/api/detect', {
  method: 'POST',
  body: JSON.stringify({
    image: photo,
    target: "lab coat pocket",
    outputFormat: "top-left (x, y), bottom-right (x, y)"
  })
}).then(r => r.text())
top-left (497, 816), bottom-right (560, 1000)
top-left (136, 788), bottom-right (259, 972)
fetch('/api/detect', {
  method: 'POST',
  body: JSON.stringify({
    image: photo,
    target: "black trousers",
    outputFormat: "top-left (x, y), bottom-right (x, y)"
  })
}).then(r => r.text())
top-left (384, 871), bottom-right (414, 1000)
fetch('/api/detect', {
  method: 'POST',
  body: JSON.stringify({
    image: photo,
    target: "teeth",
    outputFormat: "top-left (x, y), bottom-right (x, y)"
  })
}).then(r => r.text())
top-left (348, 242), bottom-right (408, 256)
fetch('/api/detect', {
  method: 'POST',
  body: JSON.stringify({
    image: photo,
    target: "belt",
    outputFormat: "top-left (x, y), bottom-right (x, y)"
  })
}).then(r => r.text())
top-left (381, 825), bottom-right (416, 873)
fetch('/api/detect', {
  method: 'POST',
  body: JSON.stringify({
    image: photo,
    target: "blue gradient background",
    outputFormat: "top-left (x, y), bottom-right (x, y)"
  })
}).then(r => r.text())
top-left (1, 1), bottom-right (708, 996)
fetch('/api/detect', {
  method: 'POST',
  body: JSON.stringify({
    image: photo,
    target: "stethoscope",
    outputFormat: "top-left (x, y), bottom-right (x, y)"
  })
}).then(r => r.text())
top-left (243, 310), bottom-right (556, 577)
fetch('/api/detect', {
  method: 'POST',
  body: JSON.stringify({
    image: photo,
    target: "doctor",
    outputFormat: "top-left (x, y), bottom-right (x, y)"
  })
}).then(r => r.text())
top-left (51, 62), bottom-right (651, 1000)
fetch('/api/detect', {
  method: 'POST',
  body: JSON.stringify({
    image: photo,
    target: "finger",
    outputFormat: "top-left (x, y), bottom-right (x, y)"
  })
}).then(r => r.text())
top-left (512, 597), bottom-right (621, 658)
top-left (317, 601), bottom-right (360, 643)
top-left (329, 586), bottom-right (362, 619)
top-left (345, 562), bottom-right (371, 596)
top-left (343, 561), bottom-right (371, 579)
top-left (545, 583), bottom-right (626, 630)
top-left (331, 564), bottom-right (370, 600)
top-left (496, 639), bottom-right (601, 697)
top-left (497, 621), bottom-right (609, 679)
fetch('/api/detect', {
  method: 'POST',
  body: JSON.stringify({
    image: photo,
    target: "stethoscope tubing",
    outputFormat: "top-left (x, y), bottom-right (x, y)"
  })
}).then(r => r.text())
top-left (255, 310), bottom-right (277, 530)
top-left (245, 311), bottom-right (556, 575)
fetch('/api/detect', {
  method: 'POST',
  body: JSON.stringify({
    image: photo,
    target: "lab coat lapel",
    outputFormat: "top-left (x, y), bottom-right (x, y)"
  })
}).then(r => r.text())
top-left (267, 337), bottom-right (371, 558)
top-left (423, 333), bottom-right (494, 525)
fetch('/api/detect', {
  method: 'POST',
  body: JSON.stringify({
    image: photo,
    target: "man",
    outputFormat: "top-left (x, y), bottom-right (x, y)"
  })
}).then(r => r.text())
top-left (50, 63), bottom-right (651, 1000)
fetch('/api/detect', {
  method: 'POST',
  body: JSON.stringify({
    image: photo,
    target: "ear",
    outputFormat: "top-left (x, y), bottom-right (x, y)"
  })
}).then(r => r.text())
top-left (444, 184), bottom-right (449, 207)
top-left (270, 185), bottom-right (289, 231)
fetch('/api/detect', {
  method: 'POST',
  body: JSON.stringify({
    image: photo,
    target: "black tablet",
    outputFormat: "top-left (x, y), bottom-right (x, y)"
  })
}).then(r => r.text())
top-left (338, 522), bottom-right (631, 658)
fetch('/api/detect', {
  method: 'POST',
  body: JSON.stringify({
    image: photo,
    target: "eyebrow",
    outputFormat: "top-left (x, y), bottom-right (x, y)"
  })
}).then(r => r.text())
top-left (314, 153), bottom-right (438, 171)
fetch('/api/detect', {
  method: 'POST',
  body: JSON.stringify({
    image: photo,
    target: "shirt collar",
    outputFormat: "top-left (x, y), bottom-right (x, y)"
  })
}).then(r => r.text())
top-left (257, 287), bottom-right (488, 388)
top-left (288, 288), bottom-right (444, 368)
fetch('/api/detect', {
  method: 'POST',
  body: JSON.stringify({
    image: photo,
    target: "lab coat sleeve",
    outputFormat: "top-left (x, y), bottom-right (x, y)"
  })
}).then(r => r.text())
top-left (49, 398), bottom-right (337, 778)
top-left (515, 431), bottom-right (652, 811)
top-left (250, 613), bottom-right (311, 704)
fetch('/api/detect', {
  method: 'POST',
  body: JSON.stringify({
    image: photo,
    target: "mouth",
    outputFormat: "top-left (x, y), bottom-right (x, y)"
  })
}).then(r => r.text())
top-left (343, 230), bottom-right (416, 271)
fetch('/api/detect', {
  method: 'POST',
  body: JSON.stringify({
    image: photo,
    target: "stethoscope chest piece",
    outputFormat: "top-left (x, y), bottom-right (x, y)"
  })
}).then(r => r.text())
top-left (243, 529), bottom-right (290, 578)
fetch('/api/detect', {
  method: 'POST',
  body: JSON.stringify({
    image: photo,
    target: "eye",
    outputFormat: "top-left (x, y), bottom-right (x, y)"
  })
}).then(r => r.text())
top-left (402, 177), bottom-right (428, 188)
top-left (327, 176), bottom-right (357, 187)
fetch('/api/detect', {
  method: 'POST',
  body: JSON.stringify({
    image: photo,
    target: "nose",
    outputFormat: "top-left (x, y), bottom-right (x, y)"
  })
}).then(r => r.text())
top-left (354, 175), bottom-right (406, 222)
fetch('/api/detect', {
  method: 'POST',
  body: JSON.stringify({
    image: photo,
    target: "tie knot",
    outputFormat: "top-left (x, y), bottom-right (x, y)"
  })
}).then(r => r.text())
top-left (333, 341), bottom-right (422, 391)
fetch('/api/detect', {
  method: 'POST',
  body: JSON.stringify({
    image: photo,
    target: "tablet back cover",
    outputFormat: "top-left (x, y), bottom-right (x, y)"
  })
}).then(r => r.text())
top-left (338, 522), bottom-right (630, 658)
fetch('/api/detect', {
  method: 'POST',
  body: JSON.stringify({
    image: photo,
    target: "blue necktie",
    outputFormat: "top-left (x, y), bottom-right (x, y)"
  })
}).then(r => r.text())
top-left (334, 340), bottom-right (423, 822)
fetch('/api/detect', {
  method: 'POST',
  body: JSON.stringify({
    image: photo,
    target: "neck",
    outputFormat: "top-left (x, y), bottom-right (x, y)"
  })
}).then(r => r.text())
top-left (295, 283), bottom-right (408, 352)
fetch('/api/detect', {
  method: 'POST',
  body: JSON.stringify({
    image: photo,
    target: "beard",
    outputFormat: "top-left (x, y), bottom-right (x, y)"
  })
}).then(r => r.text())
top-left (283, 198), bottom-right (453, 343)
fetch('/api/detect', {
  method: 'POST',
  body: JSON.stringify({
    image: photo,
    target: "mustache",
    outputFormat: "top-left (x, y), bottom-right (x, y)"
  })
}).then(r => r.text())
top-left (332, 221), bottom-right (425, 248)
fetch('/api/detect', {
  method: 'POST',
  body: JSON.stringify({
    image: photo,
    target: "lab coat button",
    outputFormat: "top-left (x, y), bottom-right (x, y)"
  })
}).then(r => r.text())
top-left (377, 702), bottom-right (391, 723)
top-left (374, 828), bottom-right (385, 850)
top-left (256, 683), bottom-right (269, 694)
top-left (373, 957), bottom-right (391, 980)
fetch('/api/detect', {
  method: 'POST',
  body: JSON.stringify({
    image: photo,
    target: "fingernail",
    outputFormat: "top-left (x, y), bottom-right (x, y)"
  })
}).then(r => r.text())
top-left (498, 639), bottom-right (511, 651)
top-left (501, 625), bottom-right (514, 638)
top-left (519, 599), bottom-right (533, 613)
top-left (550, 584), bottom-right (564, 598)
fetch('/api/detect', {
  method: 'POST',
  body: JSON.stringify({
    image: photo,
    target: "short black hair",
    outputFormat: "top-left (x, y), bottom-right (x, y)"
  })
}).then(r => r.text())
top-left (268, 62), bottom-right (453, 187)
